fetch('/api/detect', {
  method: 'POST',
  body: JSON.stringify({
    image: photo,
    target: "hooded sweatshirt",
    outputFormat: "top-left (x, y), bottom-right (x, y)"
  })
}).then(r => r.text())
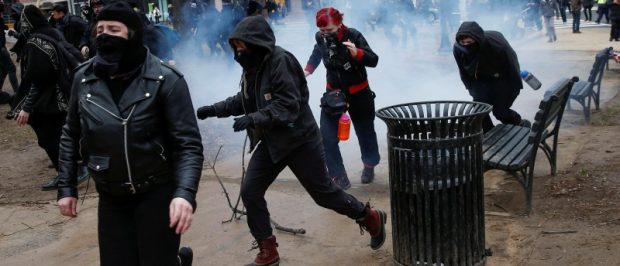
top-left (212, 16), bottom-right (320, 163)
top-left (453, 21), bottom-right (522, 93)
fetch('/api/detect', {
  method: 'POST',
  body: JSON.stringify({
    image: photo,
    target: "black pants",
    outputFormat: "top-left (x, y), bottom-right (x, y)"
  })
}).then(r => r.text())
top-left (597, 6), bottom-right (609, 23)
top-left (611, 19), bottom-right (620, 39)
top-left (0, 47), bottom-right (18, 93)
top-left (584, 6), bottom-right (593, 21)
top-left (469, 87), bottom-right (522, 132)
top-left (241, 140), bottom-right (366, 240)
top-left (98, 184), bottom-right (181, 266)
top-left (29, 113), bottom-right (66, 170)
top-left (320, 88), bottom-right (380, 178)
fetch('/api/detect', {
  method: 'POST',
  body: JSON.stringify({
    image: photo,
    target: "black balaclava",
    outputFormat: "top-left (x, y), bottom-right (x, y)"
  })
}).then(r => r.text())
top-left (93, 0), bottom-right (146, 78)
top-left (233, 42), bottom-right (268, 70)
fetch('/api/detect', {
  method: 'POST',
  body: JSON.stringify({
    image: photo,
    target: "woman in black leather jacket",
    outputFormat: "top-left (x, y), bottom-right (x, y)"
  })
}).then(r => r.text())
top-left (56, 2), bottom-right (203, 265)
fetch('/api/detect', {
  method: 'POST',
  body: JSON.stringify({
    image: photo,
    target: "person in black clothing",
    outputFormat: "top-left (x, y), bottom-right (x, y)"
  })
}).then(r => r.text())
top-left (304, 7), bottom-right (380, 189)
top-left (610, 0), bottom-right (620, 40)
top-left (0, 2), bottom-right (19, 104)
top-left (56, 2), bottom-right (202, 265)
top-left (453, 21), bottom-right (530, 132)
top-left (12, 5), bottom-right (79, 190)
top-left (80, 0), bottom-right (107, 59)
top-left (584, 0), bottom-right (595, 20)
top-left (196, 16), bottom-right (387, 266)
top-left (50, 3), bottom-right (88, 49)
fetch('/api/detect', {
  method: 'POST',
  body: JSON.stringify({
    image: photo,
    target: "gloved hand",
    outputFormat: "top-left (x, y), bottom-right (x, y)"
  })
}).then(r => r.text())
top-left (196, 105), bottom-right (216, 120)
top-left (7, 30), bottom-right (17, 38)
top-left (233, 116), bottom-right (254, 132)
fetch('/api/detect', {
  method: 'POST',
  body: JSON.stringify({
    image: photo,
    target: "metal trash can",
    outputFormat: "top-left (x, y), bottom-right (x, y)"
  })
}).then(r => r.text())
top-left (376, 101), bottom-right (492, 266)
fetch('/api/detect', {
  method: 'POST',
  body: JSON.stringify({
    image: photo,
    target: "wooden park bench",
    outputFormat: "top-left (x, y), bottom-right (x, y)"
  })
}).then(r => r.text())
top-left (482, 77), bottom-right (577, 213)
top-left (566, 47), bottom-right (612, 122)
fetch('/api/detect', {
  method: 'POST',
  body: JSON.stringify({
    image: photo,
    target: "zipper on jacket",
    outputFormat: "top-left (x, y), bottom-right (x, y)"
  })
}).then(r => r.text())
top-left (86, 98), bottom-right (137, 193)
top-left (153, 139), bottom-right (167, 161)
top-left (123, 105), bottom-right (137, 194)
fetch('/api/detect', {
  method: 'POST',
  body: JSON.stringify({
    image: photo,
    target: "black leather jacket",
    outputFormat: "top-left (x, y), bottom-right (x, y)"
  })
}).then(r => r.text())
top-left (57, 52), bottom-right (204, 209)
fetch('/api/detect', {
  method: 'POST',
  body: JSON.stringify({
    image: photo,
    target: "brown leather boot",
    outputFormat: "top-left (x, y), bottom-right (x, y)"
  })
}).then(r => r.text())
top-left (245, 235), bottom-right (280, 266)
top-left (356, 203), bottom-right (387, 250)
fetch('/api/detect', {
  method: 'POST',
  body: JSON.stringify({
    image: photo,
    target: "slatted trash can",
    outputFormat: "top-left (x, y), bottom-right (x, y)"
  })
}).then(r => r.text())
top-left (376, 101), bottom-right (492, 266)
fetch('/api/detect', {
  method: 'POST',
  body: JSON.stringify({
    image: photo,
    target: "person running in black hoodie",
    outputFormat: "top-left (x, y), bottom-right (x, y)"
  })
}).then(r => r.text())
top-left (196, 16), bottom-right (387, 266)
top-left (453, 21), bottom-right (530, 132)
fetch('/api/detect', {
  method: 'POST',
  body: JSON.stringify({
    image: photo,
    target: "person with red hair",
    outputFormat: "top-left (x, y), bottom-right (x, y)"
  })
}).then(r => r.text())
top-left (305, 7), bottom-right (380, 190)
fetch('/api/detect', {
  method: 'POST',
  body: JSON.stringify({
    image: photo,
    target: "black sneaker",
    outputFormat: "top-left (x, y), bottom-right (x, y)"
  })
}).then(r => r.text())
top-left (178, 246), bottom-right (193, 266)
top-left (332, 174), bottom-right (351, 190)
top-left (519, 119), bottom-right (532, 129)
top-left (361, 167), bottom-right (375, 184)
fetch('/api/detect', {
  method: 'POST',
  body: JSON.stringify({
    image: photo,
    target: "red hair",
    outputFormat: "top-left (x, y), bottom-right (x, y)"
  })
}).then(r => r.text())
top-left (316, 7), bottom-right (343, 27)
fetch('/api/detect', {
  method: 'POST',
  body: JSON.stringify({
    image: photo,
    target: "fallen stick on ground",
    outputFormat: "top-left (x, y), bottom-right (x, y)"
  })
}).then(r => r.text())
top-left (207, 143), bottom-right (306, 235)
top-left (485, 211), bottom-right (511, 217)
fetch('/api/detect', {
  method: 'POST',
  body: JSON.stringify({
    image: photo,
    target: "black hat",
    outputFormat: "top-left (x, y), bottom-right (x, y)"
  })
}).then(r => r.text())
top-left (51, 3), bottom-right (68, 13)
top-left (39, 1), bottom-right (54, 11)
top-left (22, 5), bottom-right (50, 29)
top-left (96, 0), bottom-right (144, 34)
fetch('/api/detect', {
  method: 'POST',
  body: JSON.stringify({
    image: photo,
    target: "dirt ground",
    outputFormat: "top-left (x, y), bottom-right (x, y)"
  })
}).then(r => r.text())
top-left (2, 21), bottom-right (620, 266)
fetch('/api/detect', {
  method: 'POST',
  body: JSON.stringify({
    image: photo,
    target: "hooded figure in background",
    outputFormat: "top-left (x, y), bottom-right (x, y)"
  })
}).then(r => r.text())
top-left (453, 21), bottom-right (529, 132)
top-left (0, 2), bottom-right (19, 104)
top-left (196, 16), bottom-right (387, 266)
top-left (12, 5), bottom-right (89, 190)
top-left (56, 1), bottom-right (203, 265)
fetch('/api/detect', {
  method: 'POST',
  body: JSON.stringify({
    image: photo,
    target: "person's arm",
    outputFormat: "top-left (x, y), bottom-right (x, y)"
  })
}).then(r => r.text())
top-left (349, 31), bottom-right (379, 68)
top-left (248, 55), bottom-right (301, 128)
top-left (161, 76), bottom-right (204, 211)
top-left (20, 43), bottom-right (56, 114)
top-left (453, 50), bottom-right (472, 90)
top-left (57, 77), bottom-right (82, 201)
top-left (211, 91), bottom-right (245, 117)
top-left (304, 43), bottom-right (322, 76)
top-left (503, 46), bottom-right (523, 90)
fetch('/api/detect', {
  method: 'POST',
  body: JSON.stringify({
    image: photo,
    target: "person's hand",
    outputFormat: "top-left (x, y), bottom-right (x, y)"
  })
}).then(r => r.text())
top-left (169, 197), bottom-right (193, 235)
top-left (196, 105), bottom-right (216, 120)
top-left (16, 110), bottom-right (29, 126)
top-left (7, 29), bottom-right (17, 38)
top-left (58, 197), bottom-right (78, 217)
top-left (233, 116), bottom-right (254, 132)
top-left (304, 70), bottom-right (311, 77)
top-left (81, 46), bottom-right (89, 58)
top-left (342, 39), bottom-right (358, 57)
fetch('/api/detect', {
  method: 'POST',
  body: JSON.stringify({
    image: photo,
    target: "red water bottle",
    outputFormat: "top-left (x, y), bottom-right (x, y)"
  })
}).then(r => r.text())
top-left (338, 113), bottom-right (351, 141)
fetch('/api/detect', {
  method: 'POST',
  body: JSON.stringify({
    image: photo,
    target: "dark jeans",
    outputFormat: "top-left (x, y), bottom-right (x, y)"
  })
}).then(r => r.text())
top-left (320, 88), bottom-right (380, 178)
top-left (29, 113), bottom-right (66, 170)
top-left (584, 6), bottom-right (593, 21)
top-left (468, 87), bottom-right (522, 132)
top-left (241, 141), bottom-right (366, 240)
top-left (560, 4), bottom-right (568, 22)
top-left (611, 19), bottom-right (620, 39)
top-left (0, 47), bottom-right (18, 93)
top-left (597, 6), bottom-right (609, 23)
top-left (98, 184), bottom-right (181, 266)
top-left (573, 12), bottom-right (581, 32)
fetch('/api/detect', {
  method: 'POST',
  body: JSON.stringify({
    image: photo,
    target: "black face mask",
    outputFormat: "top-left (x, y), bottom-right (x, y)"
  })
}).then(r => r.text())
top-left (93, 34), bottom-right (128, 78)
top-left (234, 51), bottom-right (255, 69)
top-left (454, 42), bottom-right (479, 55)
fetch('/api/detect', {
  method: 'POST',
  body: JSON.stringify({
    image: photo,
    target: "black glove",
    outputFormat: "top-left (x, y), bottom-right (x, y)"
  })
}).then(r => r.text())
top-left (7, 30), bottom-right (16, 38)
top-left (233, 116), bottom-right (254, 132)
top-left (196, 105), bottom-right (216, 120)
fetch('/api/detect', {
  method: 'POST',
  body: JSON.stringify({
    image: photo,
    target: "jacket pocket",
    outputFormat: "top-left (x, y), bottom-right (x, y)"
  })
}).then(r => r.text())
top-left (87, 155), bottom-right (110, 172)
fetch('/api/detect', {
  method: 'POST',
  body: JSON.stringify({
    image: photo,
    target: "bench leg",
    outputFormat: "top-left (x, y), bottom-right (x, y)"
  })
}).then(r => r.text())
top-left (540, 141), bottom-right (557, 175)
top-left (520, 167), bottom-right (534, 214)
top-left (585, 96), bottom-right (592, 122)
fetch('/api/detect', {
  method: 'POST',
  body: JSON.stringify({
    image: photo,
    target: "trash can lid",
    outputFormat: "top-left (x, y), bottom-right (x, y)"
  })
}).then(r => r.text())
top-left (376, 101), bottom-right (492, 122)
